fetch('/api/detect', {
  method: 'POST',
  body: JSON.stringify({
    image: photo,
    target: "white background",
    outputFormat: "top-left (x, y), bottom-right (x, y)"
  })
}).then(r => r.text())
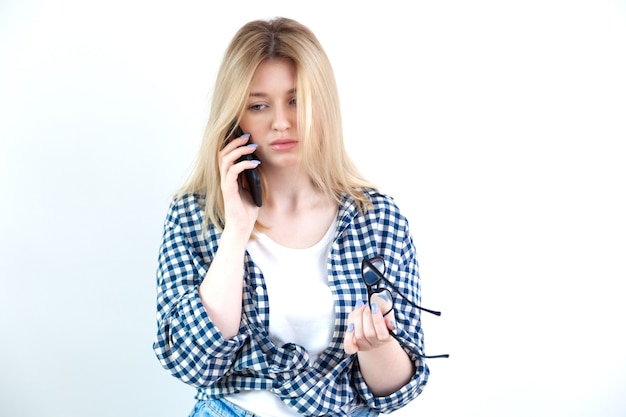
top-left (1, 1), bottom-right (625, 416)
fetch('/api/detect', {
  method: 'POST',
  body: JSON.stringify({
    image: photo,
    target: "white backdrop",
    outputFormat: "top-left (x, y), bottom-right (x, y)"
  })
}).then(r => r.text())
top-left (1, 1), bottom-right (625, 416)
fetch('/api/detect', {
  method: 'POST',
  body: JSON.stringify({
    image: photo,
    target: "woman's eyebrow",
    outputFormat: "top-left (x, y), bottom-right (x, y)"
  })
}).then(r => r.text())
top-left (249, 88), bottom-right (296, 97)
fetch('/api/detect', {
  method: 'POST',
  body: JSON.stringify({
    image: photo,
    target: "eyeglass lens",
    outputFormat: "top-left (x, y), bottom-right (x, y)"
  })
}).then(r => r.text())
top-left (362, 257), bottom-right (385, 286)
top-left (370, 289), bottom-right (394, 316)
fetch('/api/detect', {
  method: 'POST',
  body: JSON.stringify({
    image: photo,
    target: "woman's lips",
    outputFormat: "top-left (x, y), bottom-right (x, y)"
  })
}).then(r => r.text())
top-left (270, 139), bottom-right (297, 151)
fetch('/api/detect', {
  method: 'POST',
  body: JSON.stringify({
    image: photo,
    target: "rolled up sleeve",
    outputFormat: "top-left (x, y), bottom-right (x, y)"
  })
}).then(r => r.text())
top-left (153, 200), bottom-right (247, 388)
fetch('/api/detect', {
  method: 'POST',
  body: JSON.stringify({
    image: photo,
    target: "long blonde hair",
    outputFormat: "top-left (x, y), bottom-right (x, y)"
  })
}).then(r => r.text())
top-left (178, 17), bottom-right (374, 230)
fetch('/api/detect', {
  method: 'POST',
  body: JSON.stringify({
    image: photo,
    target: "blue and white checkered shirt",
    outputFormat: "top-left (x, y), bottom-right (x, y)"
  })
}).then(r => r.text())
top-left (153, 190), bottom-right (430, 416)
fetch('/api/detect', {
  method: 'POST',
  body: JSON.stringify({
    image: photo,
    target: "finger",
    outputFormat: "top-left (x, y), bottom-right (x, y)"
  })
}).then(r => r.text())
top-left (383, 310), bottom-right (397, 332)
top-left (369, 302), bottom-right (392, 341)
top-left (223, 132), bottom-right (251, 150)
top-left (236, 161), bottom-right (262, 196)
top-left (237, 143), bottom-right (259, 160)
top-left (369, 292), bottom-right (393, 318)
top-left (220, 143), bottom-right (258, 170)
top-left (219, 145), bottom-right (259, 185)
top-left (344, 300), bottom-right (366, 353)
top-left (343, 322), bottom-right (358, 354)
top-left (360, 303), bottom-right (377, 345)
top-left (219, 134), bottom-right (251, 162)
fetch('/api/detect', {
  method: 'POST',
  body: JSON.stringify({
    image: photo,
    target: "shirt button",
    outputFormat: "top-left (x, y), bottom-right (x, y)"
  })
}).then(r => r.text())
top-left (255, 286), bottom-right (264, 296)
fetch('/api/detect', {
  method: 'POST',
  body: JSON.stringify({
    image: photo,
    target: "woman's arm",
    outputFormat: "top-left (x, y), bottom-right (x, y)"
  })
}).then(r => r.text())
top-left (342, 191), bottom-right (429, 403)
top-left (344, 302), bottom-right (415, 396)
top-left (197, 226), bottom-right (250, 339)
top-left (153, 202), bottom-right (248, 388)
top-left (198, 134), bottom-right (260, 338)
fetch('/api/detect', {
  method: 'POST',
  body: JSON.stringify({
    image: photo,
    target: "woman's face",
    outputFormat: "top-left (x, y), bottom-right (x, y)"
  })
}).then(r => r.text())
top-left (240, 59), bottom-right (299, 169)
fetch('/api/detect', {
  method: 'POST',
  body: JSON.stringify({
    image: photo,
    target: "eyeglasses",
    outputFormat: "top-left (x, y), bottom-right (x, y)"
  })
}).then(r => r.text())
top-left (361, 256), bottom-right (449, 359)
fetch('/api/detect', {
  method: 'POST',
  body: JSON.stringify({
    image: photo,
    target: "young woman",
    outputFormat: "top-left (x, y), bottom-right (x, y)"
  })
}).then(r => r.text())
top-left (154, 17), bottom-right (441, 417)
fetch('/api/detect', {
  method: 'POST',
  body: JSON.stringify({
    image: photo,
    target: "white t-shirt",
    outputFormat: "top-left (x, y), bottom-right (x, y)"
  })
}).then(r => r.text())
top-left (226, 219), bottom-right (337, 416)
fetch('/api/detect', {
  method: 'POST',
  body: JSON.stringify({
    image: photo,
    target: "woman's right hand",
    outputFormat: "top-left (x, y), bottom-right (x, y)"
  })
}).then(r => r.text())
top-left (199, 133), bottom-right (260, 338)
top-left (218, 133), bottom-right (261, 236)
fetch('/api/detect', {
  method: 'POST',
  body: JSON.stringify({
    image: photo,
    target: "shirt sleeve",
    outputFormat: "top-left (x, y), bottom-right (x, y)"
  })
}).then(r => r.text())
top-left (351, 353), bottom-right (428, 413)
top-left (349, 192), bottom-right (431, 413)
top-left (152, 198), bottom-right (247, 388)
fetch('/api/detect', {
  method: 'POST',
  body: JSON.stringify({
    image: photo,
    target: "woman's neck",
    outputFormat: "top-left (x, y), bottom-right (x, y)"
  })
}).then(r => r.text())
top-left (261, 168), bottom-right (319, 209)
top-left (257, 171), bottom-right (338, 249)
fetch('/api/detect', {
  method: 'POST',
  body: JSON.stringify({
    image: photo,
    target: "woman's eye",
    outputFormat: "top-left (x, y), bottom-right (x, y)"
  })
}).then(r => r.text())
top-left (289, 97), bottom-right (297, 106)
top-left (249, 103), bottom-right (267, 111)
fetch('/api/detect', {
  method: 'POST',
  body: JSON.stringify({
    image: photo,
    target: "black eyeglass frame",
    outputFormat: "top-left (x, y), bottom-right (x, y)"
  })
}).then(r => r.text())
top-left (361, 256), bottom-right (449, 359)
top-left (362, 257), bottom-right (442, 317)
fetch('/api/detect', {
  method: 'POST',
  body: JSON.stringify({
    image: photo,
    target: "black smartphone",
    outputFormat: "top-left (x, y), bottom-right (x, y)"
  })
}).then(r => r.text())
top-left (233, 126), bottom-right (262, 207)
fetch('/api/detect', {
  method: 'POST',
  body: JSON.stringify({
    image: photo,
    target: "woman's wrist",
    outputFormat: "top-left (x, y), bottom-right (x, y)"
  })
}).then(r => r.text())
top-left (357, 337), bottom-right (415, 396)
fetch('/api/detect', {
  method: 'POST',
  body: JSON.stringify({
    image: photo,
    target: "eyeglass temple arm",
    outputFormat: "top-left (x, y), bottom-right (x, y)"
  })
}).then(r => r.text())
top-left (381, 275), bottom-right (442, 316)
top-left (403, 293), bottom-right (442, 316)
top-left (363, 258), bottom-right (443, 316)
top-left (388, 332), bottom-right (450, 358)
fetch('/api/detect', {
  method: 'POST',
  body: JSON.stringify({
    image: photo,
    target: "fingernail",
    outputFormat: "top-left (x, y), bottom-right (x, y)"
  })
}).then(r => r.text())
top-left (348, 323), bottom-right (354, 332)
top-left (355, 300), bottom-right (363, 308)
top-left (247, 143), bottom-right (258, 148)
top-left (241, 133), bottom-right (250, 138)
top-left (251, 160), bottom-right (261, 165)
top-left (390, 320), bottom-right (397, 330)
top-left (371, 303), bottom-right (378, 314)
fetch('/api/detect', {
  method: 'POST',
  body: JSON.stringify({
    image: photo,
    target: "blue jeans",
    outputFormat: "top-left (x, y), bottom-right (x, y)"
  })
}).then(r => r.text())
top-left (188, 399), bottom-right (255, 417)
top-left (188, 399), bottom-right (378, 417)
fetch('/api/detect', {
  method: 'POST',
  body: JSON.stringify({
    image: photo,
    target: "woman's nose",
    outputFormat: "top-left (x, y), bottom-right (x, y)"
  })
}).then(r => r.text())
top-left (271, 105), bottom-right (292, 131)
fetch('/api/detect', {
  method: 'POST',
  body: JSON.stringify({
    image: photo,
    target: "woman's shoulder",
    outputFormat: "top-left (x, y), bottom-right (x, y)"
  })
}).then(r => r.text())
top-left (171, 192), bottom-right (205, 209)
top-left (164, 193), bottom-right (207, 228)
top-left (339, 188), bottom-right (404, 223)
top-left (360, 187), bottom-right (401, 212)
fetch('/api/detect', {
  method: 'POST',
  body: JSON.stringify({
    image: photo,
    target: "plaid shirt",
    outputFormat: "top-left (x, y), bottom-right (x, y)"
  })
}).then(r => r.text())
top-left (153, 190), bottom-right (430, 416)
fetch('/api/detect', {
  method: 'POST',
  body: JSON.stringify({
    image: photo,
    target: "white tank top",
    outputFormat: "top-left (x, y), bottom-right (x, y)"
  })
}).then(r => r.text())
top-left (226, 219), bottom-right (337, 416)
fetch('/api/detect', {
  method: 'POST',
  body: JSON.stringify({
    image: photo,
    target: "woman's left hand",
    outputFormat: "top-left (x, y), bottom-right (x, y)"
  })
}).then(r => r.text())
top-left (343, 300), bottom-right (397, 354)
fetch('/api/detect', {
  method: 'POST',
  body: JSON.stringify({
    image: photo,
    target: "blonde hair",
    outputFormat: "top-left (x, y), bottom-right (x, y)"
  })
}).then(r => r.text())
top-left (178, 17), bottom-right (375, 230)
